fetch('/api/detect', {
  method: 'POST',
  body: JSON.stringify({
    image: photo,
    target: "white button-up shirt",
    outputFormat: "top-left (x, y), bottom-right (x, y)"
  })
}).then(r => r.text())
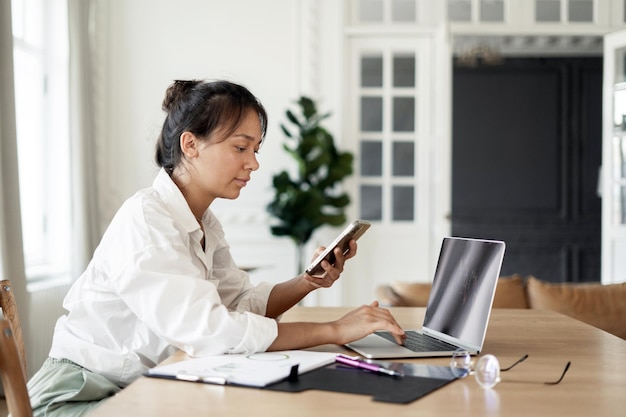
top-left (49, 168), bottom-right (278, 387)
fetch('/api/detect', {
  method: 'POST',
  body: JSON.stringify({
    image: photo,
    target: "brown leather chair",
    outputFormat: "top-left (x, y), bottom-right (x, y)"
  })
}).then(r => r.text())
top-left (0, 319), bottom-right (32, 417)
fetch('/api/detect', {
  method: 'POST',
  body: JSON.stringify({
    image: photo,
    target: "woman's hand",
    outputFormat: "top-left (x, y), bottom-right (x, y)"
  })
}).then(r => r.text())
top-left (331, 301), bottom-right (406, 345)
top-left (268, 300), bottom-right (406, 351)
top-left (303, 239), bottom-right (357, 289)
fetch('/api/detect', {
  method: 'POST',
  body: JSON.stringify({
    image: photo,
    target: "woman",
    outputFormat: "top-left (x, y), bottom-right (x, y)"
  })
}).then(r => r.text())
top-left (27, 80), bottom-right (405, 416)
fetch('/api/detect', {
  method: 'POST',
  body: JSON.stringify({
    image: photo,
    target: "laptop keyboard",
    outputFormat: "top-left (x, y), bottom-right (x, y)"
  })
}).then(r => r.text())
top-left (376, 330), bottom-right (459, 352)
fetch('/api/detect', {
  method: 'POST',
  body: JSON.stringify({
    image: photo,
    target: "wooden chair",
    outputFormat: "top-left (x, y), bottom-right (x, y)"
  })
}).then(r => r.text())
top-left (0, 319), bottom-right (32, 417)
top-left (0, 280), bottom-right (27, 377)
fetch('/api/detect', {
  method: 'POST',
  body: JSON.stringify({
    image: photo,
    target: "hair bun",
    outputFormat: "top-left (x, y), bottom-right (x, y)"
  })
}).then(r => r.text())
top-left (162, 80), bottom-right (201, 112)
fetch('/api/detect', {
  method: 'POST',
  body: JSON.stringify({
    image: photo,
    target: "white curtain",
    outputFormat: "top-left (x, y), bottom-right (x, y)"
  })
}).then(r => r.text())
top-left (68, 0), bottom-right (101, 277)
top-left (1, 0), bottom-right (101, 288)
top-left (0, 0), bottom-right (29, 315)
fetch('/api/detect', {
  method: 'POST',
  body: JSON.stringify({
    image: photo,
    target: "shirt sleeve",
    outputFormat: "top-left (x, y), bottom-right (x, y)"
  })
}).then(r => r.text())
top-left (104, 202), bottom-right (278, 357)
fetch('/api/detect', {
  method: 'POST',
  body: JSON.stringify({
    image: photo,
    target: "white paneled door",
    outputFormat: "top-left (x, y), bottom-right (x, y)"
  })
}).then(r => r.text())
top-left (602, 29), bottom-right (626, 284)
top-left (342, 33), bottom-right (450, 305)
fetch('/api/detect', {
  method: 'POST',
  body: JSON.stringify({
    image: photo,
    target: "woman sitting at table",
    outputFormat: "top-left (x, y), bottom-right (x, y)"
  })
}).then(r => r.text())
top-left (26, 79), bottom-right (406, 417)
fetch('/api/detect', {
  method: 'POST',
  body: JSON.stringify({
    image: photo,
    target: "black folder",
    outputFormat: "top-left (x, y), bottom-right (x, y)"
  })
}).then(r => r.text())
top-left (265, 362), bottom-right (457, 404)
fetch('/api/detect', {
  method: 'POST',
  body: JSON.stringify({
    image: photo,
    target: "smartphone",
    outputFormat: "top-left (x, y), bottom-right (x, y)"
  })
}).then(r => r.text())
top-left (305, 220), bottom-right (371, 276)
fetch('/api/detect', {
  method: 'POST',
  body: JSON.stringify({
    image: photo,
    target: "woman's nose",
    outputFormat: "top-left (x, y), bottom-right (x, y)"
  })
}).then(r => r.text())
top-left (247, 153), bottom-right (260, 171)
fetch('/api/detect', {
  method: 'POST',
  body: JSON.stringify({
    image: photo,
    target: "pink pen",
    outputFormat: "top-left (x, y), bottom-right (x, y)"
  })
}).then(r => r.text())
top-left (335, 354), bottom-right (404, 377)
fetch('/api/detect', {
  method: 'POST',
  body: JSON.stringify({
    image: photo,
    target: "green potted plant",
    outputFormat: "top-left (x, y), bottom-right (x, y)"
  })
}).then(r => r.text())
top-left (267, 96), bottom-right (354, 273)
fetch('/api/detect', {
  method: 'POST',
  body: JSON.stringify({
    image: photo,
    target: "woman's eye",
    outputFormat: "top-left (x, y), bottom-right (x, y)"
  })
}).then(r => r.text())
top-left (236, 147), bottom-right (246, 152)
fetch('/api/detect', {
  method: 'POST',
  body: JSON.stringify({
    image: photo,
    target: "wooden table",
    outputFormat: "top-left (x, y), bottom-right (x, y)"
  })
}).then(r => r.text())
top-left (89, 307), bottom-right (626, 416)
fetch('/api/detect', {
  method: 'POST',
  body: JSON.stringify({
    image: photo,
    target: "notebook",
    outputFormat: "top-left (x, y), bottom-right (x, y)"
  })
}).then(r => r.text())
top-left (346, 236), bottom-right (505, 359)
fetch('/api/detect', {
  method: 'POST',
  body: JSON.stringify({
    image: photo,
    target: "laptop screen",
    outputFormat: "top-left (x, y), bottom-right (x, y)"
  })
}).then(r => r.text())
top-left (423, 237), bottom-right (505, 349)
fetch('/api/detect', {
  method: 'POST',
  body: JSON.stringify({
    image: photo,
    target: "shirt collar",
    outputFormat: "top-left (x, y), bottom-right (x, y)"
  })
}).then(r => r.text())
top-left (152, 168), bottom-right (200, 234)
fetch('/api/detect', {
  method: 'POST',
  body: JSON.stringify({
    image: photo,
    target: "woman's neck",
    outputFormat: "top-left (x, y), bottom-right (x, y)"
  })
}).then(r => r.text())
top-left (170, 168), bottom-right (213, 221)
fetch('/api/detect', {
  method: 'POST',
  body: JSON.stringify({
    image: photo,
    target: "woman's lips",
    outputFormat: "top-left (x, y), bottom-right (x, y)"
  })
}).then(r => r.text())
top-left (235, 178), bottom-right (249, 187)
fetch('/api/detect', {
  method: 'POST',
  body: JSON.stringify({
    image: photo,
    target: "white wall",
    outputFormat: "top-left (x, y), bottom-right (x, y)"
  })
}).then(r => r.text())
top-left (94, 0), bottom-right (343, 303)
top-left (100, 0), bottom-right (300, 203)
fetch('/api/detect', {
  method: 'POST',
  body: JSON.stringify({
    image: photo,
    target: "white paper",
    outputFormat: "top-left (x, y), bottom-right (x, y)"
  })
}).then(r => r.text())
top-left (148, 350), bottom-right (335, 387)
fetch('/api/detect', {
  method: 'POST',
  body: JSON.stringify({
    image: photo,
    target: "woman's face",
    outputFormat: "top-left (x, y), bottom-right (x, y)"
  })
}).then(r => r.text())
top-left (183, 109), bottom-right (263, 206)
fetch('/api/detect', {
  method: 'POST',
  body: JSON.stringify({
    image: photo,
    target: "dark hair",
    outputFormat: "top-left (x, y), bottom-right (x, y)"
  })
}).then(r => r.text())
top-left (155, 80), bottom-right (268, 172)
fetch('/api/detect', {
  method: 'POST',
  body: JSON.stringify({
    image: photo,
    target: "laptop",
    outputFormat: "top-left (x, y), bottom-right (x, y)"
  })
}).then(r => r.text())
top-left (346, 236), bottom-right (506, 359)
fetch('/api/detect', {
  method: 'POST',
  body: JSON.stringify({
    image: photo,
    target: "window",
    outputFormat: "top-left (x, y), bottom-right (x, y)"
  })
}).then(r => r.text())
top-left (535, 0), bottom-right (594, 23)
top-left (355, 0), bottom-right (417, 23)
top-left (12, 0), bottom-right (71, 284)
top-left (448, 0), bottom-right (505, 22)
top-left (448, 0), bottom-right (596, 23)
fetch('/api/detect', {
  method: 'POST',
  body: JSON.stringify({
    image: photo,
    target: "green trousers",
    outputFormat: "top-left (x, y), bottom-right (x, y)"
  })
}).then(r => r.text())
top-left (27, 358), bottom-right (122, 417)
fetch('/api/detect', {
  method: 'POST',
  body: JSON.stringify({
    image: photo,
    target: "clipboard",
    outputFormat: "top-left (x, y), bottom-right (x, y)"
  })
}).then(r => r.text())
top-left (146, 350), bottom-right (335, 387)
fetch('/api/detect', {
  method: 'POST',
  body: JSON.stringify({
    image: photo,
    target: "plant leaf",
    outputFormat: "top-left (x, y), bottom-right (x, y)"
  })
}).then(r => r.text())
top-left (267, 95), bottom-right (354, 246)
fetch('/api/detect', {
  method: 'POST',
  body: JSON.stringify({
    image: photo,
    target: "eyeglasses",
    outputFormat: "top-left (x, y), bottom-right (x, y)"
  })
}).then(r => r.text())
top-left (450, 348), bottom-right (571, 389)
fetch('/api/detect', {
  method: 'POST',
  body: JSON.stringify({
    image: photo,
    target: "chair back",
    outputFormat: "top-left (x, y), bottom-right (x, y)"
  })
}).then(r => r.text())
top-left (0, 319), bottom-right (32, 417)
top-left (0, 280), bottom-right (26, 376)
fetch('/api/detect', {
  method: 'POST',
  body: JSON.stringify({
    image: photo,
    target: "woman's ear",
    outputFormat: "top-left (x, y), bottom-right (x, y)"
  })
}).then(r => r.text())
top-left (179, 131), bottom-right (199, 158)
